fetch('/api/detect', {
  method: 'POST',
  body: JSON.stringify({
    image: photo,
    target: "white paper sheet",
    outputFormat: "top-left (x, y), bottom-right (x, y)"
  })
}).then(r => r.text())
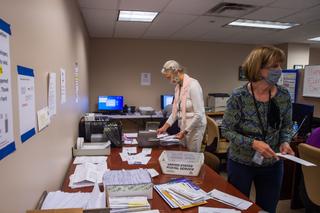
top-left (74, 63), bottom-right (79, 103)
top-left (141, 72), bottom-right (151, 86)
top-left (276, 153), bottom-right (316, 166)
top-left (60, 68), bottom-right (66, 104)
top-left (37, 107), bottom-right (50, 131)
top-left (142, 148), bottom-right (152, 155)
top-left (17, 66), bottom-right (36, 143)
top-left (208, 189), bottom-right (252, 210)
top-left (147, 169), bottom-right (159, 178)
top-left (41, 183), bottom-right (105, 209)
top-left (199, 207), bottom-right (240, 213)
top-left (0, 23), bottom-right (15, 159)
top-left (48, 72), bottom-right (57, 116)
top-left (122, 147), bottom-right (137, 154)
top-left (124, 133), bottom-right (138, 138)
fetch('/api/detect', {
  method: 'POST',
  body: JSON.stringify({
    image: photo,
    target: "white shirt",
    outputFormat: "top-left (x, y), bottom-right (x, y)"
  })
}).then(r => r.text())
top-left (166, 78), bottom-right (206, 132)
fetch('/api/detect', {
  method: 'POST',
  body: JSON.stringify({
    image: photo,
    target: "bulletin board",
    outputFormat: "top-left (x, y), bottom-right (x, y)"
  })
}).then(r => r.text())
top-left (278, 69), bottom-right (299, 103)
top-left (302, 65), bottom-right (320, 98)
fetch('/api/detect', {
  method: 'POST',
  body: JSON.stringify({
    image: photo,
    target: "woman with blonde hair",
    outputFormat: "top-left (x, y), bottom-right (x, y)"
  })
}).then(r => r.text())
top-left (222, 46), bottom-right (294, 213)
top-left (157, 60), bottom-right (206, 152)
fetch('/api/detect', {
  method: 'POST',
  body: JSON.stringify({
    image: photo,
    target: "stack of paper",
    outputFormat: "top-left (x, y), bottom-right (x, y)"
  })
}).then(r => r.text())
top-left (69, 162), bottom-right (108, 189)
top-left (109, 196), bottom-right (150, 213)
top-left (42, 183), bottom-right (105, 210)
top-left (103, 169), bottom-right (153, 199)
top-left (120, 147), bottom-right (152, 165)
top-left (199, 207), bottom-right (241, 213)
top-left (123, 133), bottom-right (139, 145)
top-left (157, 134), bottom-right (181, 146)
top-left (208, 189), bottom-right (252, 210)
top-left (154, 178), bottom-right (209, 209)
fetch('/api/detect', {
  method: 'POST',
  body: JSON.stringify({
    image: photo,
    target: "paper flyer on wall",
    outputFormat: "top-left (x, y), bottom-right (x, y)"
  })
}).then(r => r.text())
top-left (17, 65), bottom-right (36, 143)
top-left (60, 68), bottom-right (66, 104)
top-left (0, 18), bottom-right (15, 160)
top-left (48, 72), bottom-right (57, 117)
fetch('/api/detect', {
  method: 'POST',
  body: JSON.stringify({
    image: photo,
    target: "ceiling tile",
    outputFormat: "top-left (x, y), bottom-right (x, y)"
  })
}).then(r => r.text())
top-left (78, 0), bottom-right (118, 10)
top-left (171, 16), bottom-right (234, 39)
top-left (269, 0), bottom-right (320, 10)
top-left (115, 22), bottom-right (150, 38)
top-left (119, 0), bottom-right (170, 11)
top-left (278, 4), bottom-right (320, 24)
top-left (243, 7), bottom-right (300, 21)
top-left (80, 8), bottom-right (117, 37)
top-left (143, 13), bottom-right (197, 38)
top-left (164, 0), bottom-right (222, 15)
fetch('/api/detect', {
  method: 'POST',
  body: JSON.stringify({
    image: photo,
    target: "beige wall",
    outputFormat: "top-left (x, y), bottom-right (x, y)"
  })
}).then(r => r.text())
top-left (0, 0), bottom-right (89, 212)
top-left (296, 48), bottom-right (320, 117)
top-left (89, 38), bottom-right (254, 111)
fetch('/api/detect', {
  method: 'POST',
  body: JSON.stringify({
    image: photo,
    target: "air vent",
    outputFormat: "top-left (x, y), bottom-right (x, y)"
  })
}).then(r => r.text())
top-left (205, 2), bottom-right (260, 17)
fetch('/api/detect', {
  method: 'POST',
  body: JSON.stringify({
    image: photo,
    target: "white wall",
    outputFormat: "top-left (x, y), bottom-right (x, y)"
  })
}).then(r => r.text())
top-left (89, 38), bottom-right (254, 111)
top-left (0, 0), bottom-right (89, 212)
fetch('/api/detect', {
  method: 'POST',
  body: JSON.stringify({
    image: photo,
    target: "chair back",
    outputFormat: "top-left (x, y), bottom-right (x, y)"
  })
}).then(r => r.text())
top-left (298, 143), bottom-right (320, 206)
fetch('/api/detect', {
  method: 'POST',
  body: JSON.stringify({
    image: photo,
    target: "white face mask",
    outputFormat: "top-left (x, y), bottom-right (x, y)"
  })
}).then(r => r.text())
top-left (170, 73), bottom-right (180, 85)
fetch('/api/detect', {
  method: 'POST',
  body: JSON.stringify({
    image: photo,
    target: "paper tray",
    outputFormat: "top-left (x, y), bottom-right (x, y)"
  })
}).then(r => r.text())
top-left (72, 142), bottom-right (111, 157)
top-left (159, 150), bottom-right (204, 176)
top-left (30, 191), bottom-right (111, 213)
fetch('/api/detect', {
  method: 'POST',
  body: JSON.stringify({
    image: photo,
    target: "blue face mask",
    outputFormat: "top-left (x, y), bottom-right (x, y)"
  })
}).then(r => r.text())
top-left (265, 69), bottom-right (282, 85)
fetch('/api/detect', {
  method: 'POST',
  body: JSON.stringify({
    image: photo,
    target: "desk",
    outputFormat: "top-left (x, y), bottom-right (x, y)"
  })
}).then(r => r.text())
top-left (62, 146), bottom-right (261, 212)
top-left (79, 113), bottom-right (164, 140)
top-left (102, 112), bottom-right (163, 132)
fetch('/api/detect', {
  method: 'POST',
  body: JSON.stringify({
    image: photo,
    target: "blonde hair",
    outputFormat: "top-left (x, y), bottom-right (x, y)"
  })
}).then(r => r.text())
top-left (242, 46), bottom-right (285, 82)
top-left (161, 60), bottom-right (184, 74)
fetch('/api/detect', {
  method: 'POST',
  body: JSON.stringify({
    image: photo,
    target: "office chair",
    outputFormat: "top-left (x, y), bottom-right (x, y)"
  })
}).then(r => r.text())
top-left (203, 116), bottom-right (229, 155)
top-left (298, 143), bottom-right (320, 212)
top-left (202, 116), bottom-right (221, 173)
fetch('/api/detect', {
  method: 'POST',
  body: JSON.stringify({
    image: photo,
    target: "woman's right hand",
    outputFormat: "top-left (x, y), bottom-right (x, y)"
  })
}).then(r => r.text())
top-left (252, 140), bottom-right (278, 159)
top-left (157, 123), bottom-right (170, 135)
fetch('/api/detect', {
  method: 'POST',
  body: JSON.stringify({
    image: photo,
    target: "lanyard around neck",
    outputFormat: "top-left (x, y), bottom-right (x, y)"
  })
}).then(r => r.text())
top-left (250, 83), bottom-right (271, 141)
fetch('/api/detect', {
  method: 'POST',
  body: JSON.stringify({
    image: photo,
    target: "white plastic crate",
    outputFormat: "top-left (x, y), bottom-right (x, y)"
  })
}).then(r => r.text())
top-left (159, 150), bottom-right (204, 176)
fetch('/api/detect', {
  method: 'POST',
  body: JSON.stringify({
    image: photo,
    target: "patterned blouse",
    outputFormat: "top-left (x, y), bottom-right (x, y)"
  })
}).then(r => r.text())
top-left (221, 84), bottom-right (293, 166)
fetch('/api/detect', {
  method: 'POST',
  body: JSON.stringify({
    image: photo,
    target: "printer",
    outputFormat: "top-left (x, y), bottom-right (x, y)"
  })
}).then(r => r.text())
top-left (207, 93), bottom-right (230, 112)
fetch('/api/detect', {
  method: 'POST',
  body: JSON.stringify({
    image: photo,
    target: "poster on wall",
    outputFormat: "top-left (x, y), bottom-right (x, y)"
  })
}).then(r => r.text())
top-left (303, 65), bottom-right (320, 98)
top-left (48, 72), bottom-right (57, 117)
top-left (0, 18), bottom-right (15, 160)
top-left (74, 63), bottom-right (79, 103)
top-left (60, 68), bottom-right (66, 104)
top-left (278, 69), bottom-right (298, 103)
top-left (17, 65), bottom-right (36, 143)
top-left (141, 72), bottom-right (151, 86)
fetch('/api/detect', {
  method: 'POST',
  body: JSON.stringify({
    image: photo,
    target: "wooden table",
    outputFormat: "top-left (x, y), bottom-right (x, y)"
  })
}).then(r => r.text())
top-left (62, 146), bottom-right (261, 212)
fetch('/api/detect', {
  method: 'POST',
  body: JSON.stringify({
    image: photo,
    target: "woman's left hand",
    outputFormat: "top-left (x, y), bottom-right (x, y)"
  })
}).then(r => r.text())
top-left (175, 131), bottom-right (187, 140)
top-left (280, 142), bottom-right (295, 155)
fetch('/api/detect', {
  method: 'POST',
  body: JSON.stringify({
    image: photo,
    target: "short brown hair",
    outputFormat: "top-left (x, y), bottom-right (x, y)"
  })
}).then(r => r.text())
top-left (242, 46), bottom-right (285, 82)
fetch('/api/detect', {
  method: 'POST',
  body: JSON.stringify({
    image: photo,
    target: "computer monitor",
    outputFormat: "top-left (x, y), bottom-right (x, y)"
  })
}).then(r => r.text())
top-left (98, 96), bottom-right (124, 112)
top-left (292, 103), bottom-right (314, 137)
top-left (161, 95), bottom-right (174, 110)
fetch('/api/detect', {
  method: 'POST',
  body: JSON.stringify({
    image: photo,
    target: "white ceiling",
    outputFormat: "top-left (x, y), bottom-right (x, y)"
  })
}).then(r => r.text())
top-left (78, 0), bottom-right (320, 46)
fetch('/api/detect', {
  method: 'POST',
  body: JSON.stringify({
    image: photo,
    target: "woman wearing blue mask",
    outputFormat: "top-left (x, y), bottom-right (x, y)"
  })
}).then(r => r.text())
top-left (221, 46), bottom-right (294, 213)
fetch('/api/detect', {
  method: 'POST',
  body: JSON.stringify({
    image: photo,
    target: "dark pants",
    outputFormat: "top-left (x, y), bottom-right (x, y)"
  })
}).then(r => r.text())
top-left (227, 159), bottom-right (284, 213)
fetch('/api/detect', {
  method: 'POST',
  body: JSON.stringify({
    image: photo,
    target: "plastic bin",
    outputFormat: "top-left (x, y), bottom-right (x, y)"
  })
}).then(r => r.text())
top-left (159, 151), bottom-right (204, 176)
